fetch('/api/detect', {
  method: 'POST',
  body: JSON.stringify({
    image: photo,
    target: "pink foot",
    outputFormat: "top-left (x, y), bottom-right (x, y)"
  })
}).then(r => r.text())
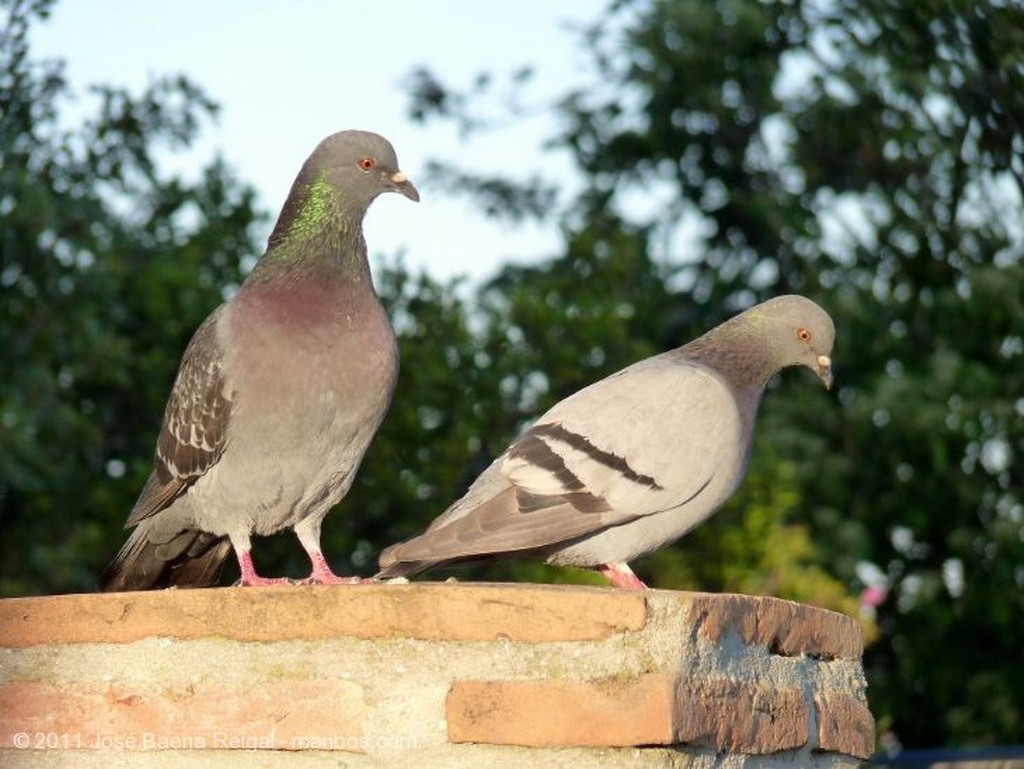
top-left (302, 552), bottom-right (363, 585)
top-left (237, 550), bottom-right (292, 587)
top-left (598, 562), bottom-right (648, 590)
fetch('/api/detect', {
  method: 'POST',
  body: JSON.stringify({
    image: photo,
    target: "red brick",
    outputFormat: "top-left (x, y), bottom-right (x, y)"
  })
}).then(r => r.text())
top-left (815, 691), bottom-right (875, 759)
top-left (0, 582), bottom-right (646, 647)
top-left (680, 592), bottom-right (863, 660)
top-left (675, 678), bottom-right (809, 754)
top-left (0, 680), bottom-right (365, 751)
top-left (447, 674), bottom-right (676, 747)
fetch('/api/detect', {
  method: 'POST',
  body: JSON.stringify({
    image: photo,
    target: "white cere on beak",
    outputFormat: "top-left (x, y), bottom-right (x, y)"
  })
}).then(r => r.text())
top-left (816, 354), bottom-right (834, 389)
top-left (390, 171), bottom-right (408, 184)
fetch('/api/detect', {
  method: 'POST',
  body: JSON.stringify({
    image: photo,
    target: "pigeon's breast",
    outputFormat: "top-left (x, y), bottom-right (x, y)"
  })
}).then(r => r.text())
top-left (229, 280), bottom-right (397, 400)
top-left (190, 281), bottom-right (397, 535)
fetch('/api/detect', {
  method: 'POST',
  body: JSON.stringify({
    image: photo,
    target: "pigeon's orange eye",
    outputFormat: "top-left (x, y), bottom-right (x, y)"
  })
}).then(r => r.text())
top-left (358, 157), bottom-right (376, 171)
top-left (796, 328), bottom-right (812, 342)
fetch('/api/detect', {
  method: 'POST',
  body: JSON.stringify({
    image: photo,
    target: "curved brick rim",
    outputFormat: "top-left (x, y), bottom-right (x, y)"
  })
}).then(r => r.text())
top-left (0, 583), bottom-right (861, 657)
top-left (0, 584), bottom-right (874, 764)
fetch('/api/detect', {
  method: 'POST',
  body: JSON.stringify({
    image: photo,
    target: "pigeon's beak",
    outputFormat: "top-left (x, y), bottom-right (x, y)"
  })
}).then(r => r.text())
top-left (816, 354), bottom-right (833, 390)
top-left (389, 171), bottom-right (420, 202)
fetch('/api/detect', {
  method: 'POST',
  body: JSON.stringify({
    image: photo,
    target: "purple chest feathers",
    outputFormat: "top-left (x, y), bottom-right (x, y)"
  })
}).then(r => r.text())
top-left (230, 278), bottom-right (398, 395)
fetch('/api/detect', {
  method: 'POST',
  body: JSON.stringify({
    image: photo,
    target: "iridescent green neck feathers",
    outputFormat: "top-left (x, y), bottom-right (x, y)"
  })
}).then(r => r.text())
top-left (254, 175), bottom-right (369, 282)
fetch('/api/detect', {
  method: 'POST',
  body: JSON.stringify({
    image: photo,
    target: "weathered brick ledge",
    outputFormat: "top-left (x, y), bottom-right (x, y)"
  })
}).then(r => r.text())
top-left (0, 584), bottom-right (874, 768)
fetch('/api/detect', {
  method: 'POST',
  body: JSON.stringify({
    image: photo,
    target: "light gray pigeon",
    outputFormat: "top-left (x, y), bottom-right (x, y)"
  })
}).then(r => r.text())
top-left (377, 295), bottom-right (834, 589)
top-left (101, 130), bottom-right (419, 591)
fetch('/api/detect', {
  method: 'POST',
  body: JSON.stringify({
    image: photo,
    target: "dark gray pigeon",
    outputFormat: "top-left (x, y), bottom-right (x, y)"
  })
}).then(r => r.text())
top-left (101, 130), bottom-right (419, 591)
top-left (377, 295), bottom-right (834, 589)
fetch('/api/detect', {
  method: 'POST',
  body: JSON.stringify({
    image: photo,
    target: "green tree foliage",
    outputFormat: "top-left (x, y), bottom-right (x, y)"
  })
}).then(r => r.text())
top-left (401, 0), bottom-right (1024, 749)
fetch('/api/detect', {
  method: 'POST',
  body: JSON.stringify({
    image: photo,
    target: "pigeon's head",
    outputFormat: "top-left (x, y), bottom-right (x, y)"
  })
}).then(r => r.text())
top-left (309, 130), bottom-right (420, 207)
top-left (753, 295), bottom-right (835, 388)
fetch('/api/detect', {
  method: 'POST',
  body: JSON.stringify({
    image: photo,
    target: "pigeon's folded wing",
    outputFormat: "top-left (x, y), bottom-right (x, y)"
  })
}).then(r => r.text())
top-left (125, 309), bottom-right (233, 527)
top-left (506, 356), bottom-right (741, 517)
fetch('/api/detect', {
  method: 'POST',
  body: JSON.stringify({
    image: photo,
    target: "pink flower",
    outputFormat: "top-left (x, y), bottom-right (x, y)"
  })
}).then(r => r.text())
top-left (860, 585), bottom-right (888, 608)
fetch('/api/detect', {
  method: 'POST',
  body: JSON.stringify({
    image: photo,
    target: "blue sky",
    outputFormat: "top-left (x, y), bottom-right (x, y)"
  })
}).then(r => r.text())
top-left (31, 1), bottom-right (602, 283)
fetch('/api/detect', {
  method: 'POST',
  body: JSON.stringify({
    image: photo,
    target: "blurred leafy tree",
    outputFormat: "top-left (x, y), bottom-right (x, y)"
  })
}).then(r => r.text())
top-left (400, 0), bottom-right (1024, 749)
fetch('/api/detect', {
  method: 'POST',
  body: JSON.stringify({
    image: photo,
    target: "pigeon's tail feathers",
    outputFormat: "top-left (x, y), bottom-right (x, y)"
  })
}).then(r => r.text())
top-left (100, 523), bottom-right (232, 592)
top-left (375, 544), bottom-right (444, 580)
top-left (375, 486), bottom-right (626, 580)
top-left (373, 487), bottom-right (525, 580)
top-left (375, 548), bottom-right (505, 580)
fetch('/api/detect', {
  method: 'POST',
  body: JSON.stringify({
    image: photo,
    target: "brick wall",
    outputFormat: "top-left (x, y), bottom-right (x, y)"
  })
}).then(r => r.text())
top-left (0, 584), bottom-right (874, 767)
